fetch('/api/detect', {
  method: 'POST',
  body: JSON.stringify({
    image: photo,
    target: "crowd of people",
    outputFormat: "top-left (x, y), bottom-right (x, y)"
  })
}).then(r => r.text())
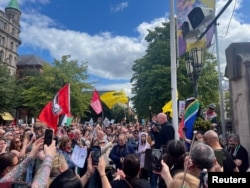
top-left (0, 111), bottom-right (249, 188)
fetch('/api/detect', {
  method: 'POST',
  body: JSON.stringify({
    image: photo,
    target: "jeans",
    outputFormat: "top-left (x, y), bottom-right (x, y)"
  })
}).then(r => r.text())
top-left (150, 171), bottom-right (158, 188)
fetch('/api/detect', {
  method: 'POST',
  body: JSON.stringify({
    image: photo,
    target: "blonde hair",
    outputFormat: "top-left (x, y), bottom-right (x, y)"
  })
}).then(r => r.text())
top-left (50, 153), bottom-right (68, 178)
top-left (169, 172), bottom-right (200, 188)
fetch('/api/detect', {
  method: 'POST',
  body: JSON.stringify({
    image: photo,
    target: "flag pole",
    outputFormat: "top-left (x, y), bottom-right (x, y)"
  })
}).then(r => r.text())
top-left (101, 108), bottom-right (104, 128)
top-left (170, 0), bottom-right (179, 140)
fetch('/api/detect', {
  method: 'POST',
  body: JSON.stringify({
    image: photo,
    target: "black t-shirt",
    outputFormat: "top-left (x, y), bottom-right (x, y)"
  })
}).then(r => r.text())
top-left (234, 145), bottom-right (249, 172)
top-left (221, 148), bottom-right (237, 172)
top-left (111, 178), bottom-right (151, 188)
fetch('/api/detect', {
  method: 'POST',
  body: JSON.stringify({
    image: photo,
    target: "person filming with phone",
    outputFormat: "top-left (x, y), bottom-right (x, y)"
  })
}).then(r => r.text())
top-left (0, 135), bottom-right (57, 188)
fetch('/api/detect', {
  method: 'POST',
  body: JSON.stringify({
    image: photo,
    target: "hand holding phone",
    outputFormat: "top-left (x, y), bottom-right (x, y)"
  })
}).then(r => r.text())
top-left (91, 146), bottom-right (101, 165)
top-left (151, 149), bottom-right (162, 172)
top-left (44, 129), bottom-right (53, 146)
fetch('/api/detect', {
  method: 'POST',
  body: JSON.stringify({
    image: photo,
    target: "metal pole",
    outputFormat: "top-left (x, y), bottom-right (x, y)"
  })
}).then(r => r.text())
top-left (198, 0), bottom-right (233, 40)
top-left (170, 0), bottom-right (179, 140)
top-left (149, 106), bottom-right (152, 123)
top-left (194, 74), bottom-right (198, 98)
top-left (215, 24), bottom-right (226, 138)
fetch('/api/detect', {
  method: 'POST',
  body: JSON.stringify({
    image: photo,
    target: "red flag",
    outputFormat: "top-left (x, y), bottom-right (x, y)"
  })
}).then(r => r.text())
top-left (39, 84), bottom-right (70, 131)
top-left (54, 83), bottom-right (70, 115)
top-left (91, 90), bottom-right (102, 114)
top-left (39, 102), bottom-right (58, 130)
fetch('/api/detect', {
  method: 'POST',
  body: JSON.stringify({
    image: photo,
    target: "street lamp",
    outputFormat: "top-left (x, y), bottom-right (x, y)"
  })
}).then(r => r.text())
top-left (185, 47), bottom-right (204, 98)
top-left (148, 106), bottom-right (152, 123)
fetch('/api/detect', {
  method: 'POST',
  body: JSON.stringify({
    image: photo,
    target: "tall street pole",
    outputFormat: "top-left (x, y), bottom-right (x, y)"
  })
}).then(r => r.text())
top-left (215, 24), bottom-right (226, 138)
top-left (170, 0), bottom-right (179, 140)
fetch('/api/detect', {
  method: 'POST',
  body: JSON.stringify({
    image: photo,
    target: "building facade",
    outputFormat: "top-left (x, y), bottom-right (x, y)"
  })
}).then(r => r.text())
top-left (0, 0), bottom-right (21, 74)
top-left (225, 42), bottom-right (250, 163)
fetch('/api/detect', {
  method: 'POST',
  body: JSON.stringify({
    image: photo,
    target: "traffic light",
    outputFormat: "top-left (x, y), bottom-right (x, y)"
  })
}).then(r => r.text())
top-left (181, 7), bottom-right (214, 39)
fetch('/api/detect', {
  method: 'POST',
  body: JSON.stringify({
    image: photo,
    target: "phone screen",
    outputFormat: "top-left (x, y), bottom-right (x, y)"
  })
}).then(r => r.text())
top-left (29, 133), bottom-right (33, 141)
top-left (91, 146), bottom-right (101, 165)
top-left (151, 149), bottom-right (162, 171)
top-left (44, 129), bottom-right (53, 146)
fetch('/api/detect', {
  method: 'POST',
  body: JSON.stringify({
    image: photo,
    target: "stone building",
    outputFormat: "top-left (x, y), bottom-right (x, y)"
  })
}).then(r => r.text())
top-left (0, 0), bottom-right (21, 74)
top-left (0, 1), bottom-right (47, 124)
top-left (225, 42), bottom-right (250, 162)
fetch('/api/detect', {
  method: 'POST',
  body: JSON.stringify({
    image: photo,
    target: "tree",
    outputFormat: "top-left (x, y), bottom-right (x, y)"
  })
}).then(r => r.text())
top-left (0, 63), bottom-right (19, 113)
top-left (20, 55), bottom-right (93, 118)
top-left (130, 22), bottom-right (219, 119)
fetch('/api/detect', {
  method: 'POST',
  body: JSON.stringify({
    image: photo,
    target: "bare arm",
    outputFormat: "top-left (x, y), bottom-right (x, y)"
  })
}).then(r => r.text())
top-left (80, 154), bottom-right (95, 186)
top-left (0, 156), bottom-right (32, 182)
top-left (32, 140), bottom-right (56, 188)
top-left (154, 160), bottom-right (173, 188)
top-left (17, 138), bottom-right (28, 158)
top-left (234, 159), bottom-right (243, 168)
top-left (97, 156), bottom-right (112, 188)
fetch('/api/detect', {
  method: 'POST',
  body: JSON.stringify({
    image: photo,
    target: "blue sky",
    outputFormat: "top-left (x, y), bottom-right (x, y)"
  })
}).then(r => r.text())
top-left (0, 0), bottom-right (250, 97)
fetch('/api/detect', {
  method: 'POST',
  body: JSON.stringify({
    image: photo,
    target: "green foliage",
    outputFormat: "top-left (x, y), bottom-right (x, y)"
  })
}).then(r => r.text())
top-left (19, 55), bottom-right (93, 118)
top-left (0, 64), bottom-right (19, 113)
top-left (111, 104), bottom-right (128, 123)
top-left (130, 22), bottom-right (219, 119)
top-left (193, 117), bottom-right (212, 133)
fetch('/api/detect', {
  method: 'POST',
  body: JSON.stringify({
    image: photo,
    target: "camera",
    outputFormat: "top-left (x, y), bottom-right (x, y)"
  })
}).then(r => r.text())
top-left (91, 146), bottom-right (101, 165)
top-left (151, 149), bottom-right (162, 171)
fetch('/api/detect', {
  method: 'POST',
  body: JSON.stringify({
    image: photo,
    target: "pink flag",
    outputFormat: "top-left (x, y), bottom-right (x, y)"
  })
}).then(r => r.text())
top-left (91, 90), bottom-right (102, 114)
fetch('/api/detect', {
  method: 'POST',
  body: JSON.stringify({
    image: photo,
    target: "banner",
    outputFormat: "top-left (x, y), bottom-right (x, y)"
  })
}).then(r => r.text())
top-left (178, 100), bottom-right (186, 118)
top-left (177, 0), bottom-right (215, 56)
top-left (39, 83), bottom-right (70, 131)
top-left (90, 89), bottom-right (102, 114)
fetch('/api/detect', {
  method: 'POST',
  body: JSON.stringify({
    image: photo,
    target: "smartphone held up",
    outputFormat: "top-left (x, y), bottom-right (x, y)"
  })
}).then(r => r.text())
top-left (151, 149), bottom-right (162, 172)
top-left (44, 129), bottom-right (54, 146)
top-left (91, 146), bottom-right (101, 165)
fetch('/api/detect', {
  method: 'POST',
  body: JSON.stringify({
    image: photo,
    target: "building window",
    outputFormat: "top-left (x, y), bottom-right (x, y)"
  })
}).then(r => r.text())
top-left (10, 42), bottom-right (14, 51)
top-left (0, 50), bottom-right (3, 62)
top-left (8, 55), bottom-right (12, 65)
top-left (2, 37), bottom-right (5, 46)
top-left (12, 28), bottom-right (15, 36)
top-left (0, 21), bottom-right (3, 29)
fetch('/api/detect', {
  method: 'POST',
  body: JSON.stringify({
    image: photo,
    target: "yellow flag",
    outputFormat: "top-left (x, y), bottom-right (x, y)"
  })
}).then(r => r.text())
top-left (100, 90), bottom-right (128, 109)
top-left (162, 91), bottom-right (179, 118)
top-left (162, 100), bottom-right (173, 117)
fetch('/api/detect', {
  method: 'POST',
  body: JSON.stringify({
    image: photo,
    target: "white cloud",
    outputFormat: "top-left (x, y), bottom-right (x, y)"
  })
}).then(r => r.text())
top-left (212, 0), bottom-right (250, 72)
top-left (1, 0), bottom-right (249, 97)
top-left (111, 2), bottom-right (128, 12)
top-left (18, 7), bottom-right (167, 97)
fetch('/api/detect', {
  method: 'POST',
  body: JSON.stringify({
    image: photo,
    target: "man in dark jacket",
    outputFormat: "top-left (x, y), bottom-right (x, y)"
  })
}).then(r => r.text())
top-left (151, 112), bottom-right (175, 188)
top-left (109, 134), bottom-right (135, 169)
top-left (154, 112), bottom-right (175, 149)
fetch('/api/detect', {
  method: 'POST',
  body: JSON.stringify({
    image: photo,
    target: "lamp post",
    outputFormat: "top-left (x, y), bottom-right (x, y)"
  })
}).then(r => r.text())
top-left (148, 106), bottom-right (152, 123)
top-left (185, 47), bottom-right (204, 98)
